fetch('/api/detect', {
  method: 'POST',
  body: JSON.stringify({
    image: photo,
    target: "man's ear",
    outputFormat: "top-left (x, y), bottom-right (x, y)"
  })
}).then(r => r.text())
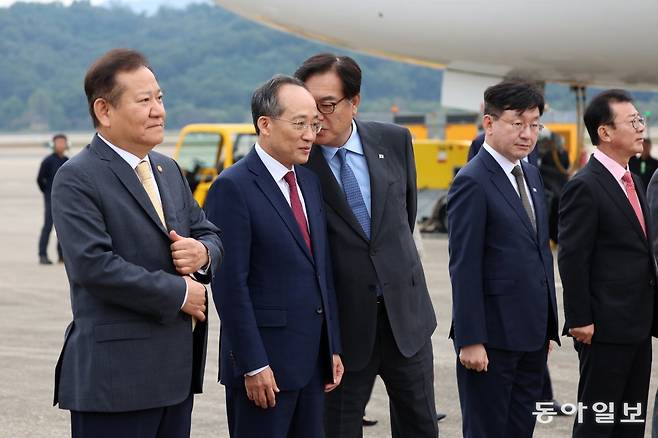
top-left (350, 94), bottom-right (361, 116)
top-left (597, 125), bottom-right (611, 143)
top-left (257, 116), bottom-right (271, 136)
top-left (94, 98), bottom-right (111, 128)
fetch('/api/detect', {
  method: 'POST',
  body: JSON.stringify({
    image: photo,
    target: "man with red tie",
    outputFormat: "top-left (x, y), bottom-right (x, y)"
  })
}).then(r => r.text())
top-left (205, 75), bottom-right (343, 438)
top-left (559, 89), bottom-right (658, 438)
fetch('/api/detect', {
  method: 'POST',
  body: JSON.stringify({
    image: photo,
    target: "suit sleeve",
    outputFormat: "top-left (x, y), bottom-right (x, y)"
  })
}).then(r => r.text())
top-left (446, 173), bottom-right (488, 349)
top-left (205, 176), bottom-right (269, 374)
top-left (403, 128), bottom-right (418, 231)
top-left (51, 162), bottom-right (186, 322)
top-left (37, 157), bottom-right (48, 193)
top-left (173, 160), bottom-right (223, 284)
top-left (647, 171), bottom-right (658, 259)
top-left (557, 177), bottom-right (598, 330)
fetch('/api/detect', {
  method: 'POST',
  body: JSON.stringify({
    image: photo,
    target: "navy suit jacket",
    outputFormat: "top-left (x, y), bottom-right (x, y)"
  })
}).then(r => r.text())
top-left (51, 134), bottom-right (223, 412)
top-left (447, 147), bottom-right (560, 351)
top-left (205, 148), bottom-right (341, 391)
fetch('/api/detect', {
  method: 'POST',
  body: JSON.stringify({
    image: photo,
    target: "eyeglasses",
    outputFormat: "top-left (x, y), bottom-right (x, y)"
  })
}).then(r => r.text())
top-left (493, 116), bottom-right (544, 133)
top-left (317, 96), bottom-right (349, 115)
top-left (607, 116), bottom-right (647, 132)
top-left (629, 116), bottom-right (647, 131)
top-left (271, 117), bottom-right (322, 134)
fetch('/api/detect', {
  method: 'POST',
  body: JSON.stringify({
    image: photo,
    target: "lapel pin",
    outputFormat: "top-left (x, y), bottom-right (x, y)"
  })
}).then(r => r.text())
top-left (378, 154), bottom-right (385, 159)
top-left (532, 187), bottom-right (537, 192)
top-left (157, 165), bottom-right (163, 173)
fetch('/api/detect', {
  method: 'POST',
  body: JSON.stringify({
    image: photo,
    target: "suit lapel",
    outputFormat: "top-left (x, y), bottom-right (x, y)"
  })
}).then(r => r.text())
top-left (480, 149), bottom-right (536, 236)
top-left (149, 153), bottom-right (177, 233)
top-left (296, 168), bottom-right (323, 264)
top-left (590, 157), bottom-right (648, 244)
top-left (92, 136), bottom-right (168, 237)
top-left (247, 150), bottom-right (314, 264)
top-left (357, 120), bottom-right (392, 241)
top-left (307, 146), bottom-right (369, 242)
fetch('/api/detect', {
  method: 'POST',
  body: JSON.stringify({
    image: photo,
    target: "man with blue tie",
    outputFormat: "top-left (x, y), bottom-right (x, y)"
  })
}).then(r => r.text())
top-left (296, 53), bottom-right (438, 438)
top-left (205, 75), bottom-right (343, 438)
top-left (447, 80), bottom-right (560, 438)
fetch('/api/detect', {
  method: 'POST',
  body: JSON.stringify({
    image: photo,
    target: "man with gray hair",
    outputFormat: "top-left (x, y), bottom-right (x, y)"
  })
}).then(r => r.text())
top-left (205, 75), bottom-right (343, 437)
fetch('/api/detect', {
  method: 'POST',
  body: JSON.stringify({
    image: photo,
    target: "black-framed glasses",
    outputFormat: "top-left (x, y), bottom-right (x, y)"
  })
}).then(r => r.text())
top-left (317, 96), bottom-right (349, 115)
top-left (271, 117), bottom-right (322, 134)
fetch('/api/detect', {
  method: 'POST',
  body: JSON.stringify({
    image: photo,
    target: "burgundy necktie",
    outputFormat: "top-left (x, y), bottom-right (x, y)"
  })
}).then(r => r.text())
top-left (283, 171), bottom-right (312, 252)
top-left (621, 171), bottom-right (647, 238)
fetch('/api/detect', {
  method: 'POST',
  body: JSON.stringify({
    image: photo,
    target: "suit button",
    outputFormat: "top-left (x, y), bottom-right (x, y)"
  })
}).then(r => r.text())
top-left (650, 279), bottom-right (656, 287)
top-left (315, 307), bottom-right (324, 315)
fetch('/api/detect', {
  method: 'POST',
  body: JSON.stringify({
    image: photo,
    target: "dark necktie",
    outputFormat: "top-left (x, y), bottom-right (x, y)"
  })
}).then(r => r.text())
top-left (336, 148), bottom-right (371, 239)
top-left (283, 171), bottom-right (312, 252)
top-left (511, 165), bottom-right (537, 233)
top-left (622, 171), bottom-right (647, 238)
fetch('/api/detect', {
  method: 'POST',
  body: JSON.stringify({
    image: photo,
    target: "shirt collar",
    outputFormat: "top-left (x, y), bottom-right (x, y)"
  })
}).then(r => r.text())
top-left (255, 143), bottom-right (295, 182)
top-left (98, 133), bottom-right (150, 170)
top-left (482, 142), bottom-right (519, 175)
top-left (593, 148), bottom-right (628, 182)
top-left (320, 119), bottom-right (363, 162)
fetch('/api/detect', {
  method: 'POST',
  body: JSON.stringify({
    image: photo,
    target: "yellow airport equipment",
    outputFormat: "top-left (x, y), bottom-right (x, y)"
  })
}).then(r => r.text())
top-left (444, 123), bottom-right (478, 142)
top-left (173, 123), bottom-right (257, 206)
top-left (413, 138), bottom-right (471, 189)
top-left (543, 122), bottom-right (579, 168)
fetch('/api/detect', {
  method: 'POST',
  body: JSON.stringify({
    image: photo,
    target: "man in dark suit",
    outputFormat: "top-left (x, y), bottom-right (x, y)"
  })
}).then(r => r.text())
top-left (295, 53), bottom-right (438, 438)
top-left (51, 49), bottom-right (223, 438)
top-left (559, 89), bottom-right (657, 438)
top-left (447, 80), bottom-right (559, 438)
top-left (205, 75), bottom-right (343, 438)
top-left (37, 133), bottom-right (68, 264)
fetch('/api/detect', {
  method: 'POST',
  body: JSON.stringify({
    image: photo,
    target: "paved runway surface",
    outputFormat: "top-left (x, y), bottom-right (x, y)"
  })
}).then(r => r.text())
top-left (2, 144), bottom-right (657, 437)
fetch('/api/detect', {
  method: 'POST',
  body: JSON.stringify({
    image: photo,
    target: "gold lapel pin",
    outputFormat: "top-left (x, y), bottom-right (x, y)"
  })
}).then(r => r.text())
top-left (157, 165), bottom-right (163, 173)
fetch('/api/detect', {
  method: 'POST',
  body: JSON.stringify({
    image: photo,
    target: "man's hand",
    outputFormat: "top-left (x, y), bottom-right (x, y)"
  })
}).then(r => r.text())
top-left (569, 324), bottom-right (594, 344)
top-left (181, 276), bottom-right (206, 322)
top-left (459, 343), bottom-right (489, 372)
top-left (245, 367), bottom-right (280, 409)
top-left (324, 354), bottom-right (344, 393)
top-left (169, 230), bottom-right (208, 275)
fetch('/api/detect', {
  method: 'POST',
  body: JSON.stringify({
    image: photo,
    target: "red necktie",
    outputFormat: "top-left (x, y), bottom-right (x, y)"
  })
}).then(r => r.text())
top-left (283, 171), bottom-right (312, 252)
top-left (621, 171), bottom-right (646, 238)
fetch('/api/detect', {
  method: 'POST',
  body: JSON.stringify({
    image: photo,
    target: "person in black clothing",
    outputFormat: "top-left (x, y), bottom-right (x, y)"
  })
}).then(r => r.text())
top-left (629, 138), bottom-right (658, 190)
top-left (37, 133), bottom-right (69, 264)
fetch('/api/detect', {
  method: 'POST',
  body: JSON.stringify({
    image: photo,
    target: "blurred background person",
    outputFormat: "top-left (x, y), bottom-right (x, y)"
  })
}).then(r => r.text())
top-left (36, 133), bottom-right (68, 265)
top-left (629, 138), bottom-right (658, 190)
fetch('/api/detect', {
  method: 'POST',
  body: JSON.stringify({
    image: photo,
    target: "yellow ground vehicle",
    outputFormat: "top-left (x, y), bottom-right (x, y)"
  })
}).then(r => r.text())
top-left (413, 139), bottom-right (471, 189)
top-left (173, 123), bottom-right (257, 206)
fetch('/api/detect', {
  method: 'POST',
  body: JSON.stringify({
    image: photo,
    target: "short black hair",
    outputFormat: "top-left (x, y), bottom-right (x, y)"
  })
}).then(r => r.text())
top-left (294, 53), bottom-right (361, 99)
top-left (52, 133), bottom-right (67, 142)
top-left (584, 89), bottom-right (634, 146)
top-left (84, 48), bottom-right (152, 128)
top-left (483, 80), bottom-right (545, 118)
top-left (251, 75), bottom-right (307, 135)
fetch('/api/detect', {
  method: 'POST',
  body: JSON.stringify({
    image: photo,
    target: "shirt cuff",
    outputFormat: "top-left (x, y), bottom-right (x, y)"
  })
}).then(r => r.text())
top-left (180, 278), bottom-right (188, 309)
top-left (245, 365), bottom-right (269, 377)
top-left (196, 244), bottom-right (211, 275)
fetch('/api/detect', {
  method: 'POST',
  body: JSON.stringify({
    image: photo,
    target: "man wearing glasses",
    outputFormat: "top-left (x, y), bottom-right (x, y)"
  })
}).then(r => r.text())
top-left (205, 75), bottom-right (343, 438)
top-left (560, 89), bottom-right (657, 438)
top-left (296, 54), bottom-right (438, 438)
top-left (447, 80), bottom-right (559, 438)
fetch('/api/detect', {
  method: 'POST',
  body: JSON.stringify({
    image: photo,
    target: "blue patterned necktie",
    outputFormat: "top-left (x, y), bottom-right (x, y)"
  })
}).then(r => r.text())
top-left (336, 148), bottom-right (371, 239)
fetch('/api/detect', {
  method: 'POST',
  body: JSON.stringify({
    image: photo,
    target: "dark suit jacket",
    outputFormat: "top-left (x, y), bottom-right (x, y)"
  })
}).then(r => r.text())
top-left (51, 134), bottom-right (223, 412)
top-left (205, 148), bottom-right (341, 390)
top-left (559, 156), bottom-right (658, 343)
top-left (305, 120), bottom-right (436, 371)
top-left (447, 147), bottom-right (559, 351)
